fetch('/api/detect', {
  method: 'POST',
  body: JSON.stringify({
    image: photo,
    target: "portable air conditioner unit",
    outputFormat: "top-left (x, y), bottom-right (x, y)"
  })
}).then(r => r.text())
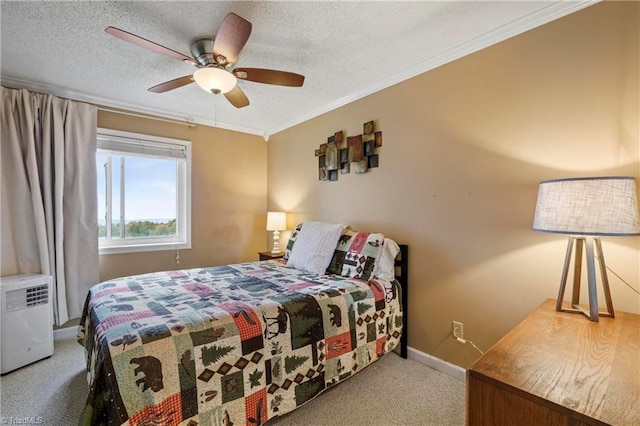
top-left (1, 274), bottom-right (53, 374)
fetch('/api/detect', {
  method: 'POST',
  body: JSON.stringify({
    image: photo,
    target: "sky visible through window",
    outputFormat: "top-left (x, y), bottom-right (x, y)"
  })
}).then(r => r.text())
top-left (97, 152), bottom-right (177, 225)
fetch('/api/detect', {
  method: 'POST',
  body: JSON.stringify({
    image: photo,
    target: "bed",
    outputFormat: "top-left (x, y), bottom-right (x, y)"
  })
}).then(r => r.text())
top-left (77, 223), bottom-right (408, 425)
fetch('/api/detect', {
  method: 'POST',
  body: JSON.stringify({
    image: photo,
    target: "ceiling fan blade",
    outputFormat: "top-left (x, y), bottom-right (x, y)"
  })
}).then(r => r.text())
top-left (224, 85), bottom-right (250, 108)
top-left (213, 13), bottom-right (252, 66)
top-left (148, 75), bottom-right (195, 93)
top-left (106, 26), bottom-right (197, 65)
top-left (233, 68), bottom-right (305, 87)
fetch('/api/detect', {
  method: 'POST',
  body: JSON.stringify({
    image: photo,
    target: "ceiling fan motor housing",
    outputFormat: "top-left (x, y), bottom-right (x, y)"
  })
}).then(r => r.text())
top-left (191, 38), bottom-right (214, 66)
top-left (191, 38), bottom-right (229, 67)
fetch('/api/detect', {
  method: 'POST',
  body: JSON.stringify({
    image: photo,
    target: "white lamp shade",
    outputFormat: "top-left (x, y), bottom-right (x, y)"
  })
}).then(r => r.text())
top-left (266, 212), bottom-right (287, 231)
top-left (533, 176), bottom-right (640, 236)
top-left (193, 67), bottom-right (237, 94)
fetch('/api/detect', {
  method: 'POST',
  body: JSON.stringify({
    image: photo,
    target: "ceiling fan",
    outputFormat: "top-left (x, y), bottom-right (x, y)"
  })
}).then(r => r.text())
top-left (106, 12), bottom-right (305, 108)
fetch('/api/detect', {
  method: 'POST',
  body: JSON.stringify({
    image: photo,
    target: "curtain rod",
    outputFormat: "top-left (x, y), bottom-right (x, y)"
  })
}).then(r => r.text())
top-left (97, 106), bottom-right (198, 128)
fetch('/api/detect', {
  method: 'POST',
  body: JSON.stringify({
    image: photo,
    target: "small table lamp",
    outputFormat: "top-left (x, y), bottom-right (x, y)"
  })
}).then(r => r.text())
top-left (266, 212), bottom-right (287, 254)
top-left (533, 176), bottom-right (640, 321)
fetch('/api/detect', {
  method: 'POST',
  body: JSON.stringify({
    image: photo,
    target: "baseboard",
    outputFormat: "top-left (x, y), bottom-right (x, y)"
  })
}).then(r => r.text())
top-left (406, 346), bottom-right (467, 383)
top-left (53, 326), bottom-right (77, 341)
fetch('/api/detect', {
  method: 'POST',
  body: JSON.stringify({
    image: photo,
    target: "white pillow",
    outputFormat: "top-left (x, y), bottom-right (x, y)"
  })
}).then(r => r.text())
top-left (374, 238), bottom-right (400, 280)
top-left (286, 221), bottom-right (346, 275)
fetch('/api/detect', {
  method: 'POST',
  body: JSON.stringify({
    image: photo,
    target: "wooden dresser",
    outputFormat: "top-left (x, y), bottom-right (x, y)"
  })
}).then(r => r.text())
top-left (466, 299), bottom-right (640, 425)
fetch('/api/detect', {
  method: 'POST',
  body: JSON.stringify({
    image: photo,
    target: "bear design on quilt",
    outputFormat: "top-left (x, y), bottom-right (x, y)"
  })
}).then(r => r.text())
top-left (327, 304), bottom-right (342, 327)
top-left (130, 356), bottom-right (164, 392)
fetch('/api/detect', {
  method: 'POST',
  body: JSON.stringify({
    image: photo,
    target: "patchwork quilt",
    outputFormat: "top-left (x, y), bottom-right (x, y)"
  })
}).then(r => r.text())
top-left (77, 259), bottom-right (403, 425)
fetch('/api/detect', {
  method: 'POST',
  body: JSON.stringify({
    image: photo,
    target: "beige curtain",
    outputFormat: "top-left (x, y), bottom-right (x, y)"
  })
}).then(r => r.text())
top-left (1, 87), bottom-right (98, 325)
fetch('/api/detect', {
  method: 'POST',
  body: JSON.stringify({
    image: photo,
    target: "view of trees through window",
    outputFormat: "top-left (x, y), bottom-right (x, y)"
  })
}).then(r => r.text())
top-left (98, 219), bottom-right (176, 239)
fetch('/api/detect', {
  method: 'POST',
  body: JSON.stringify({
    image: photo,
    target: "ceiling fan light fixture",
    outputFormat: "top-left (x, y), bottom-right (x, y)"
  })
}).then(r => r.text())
top-left (193, 67), bottom-right (237, 94)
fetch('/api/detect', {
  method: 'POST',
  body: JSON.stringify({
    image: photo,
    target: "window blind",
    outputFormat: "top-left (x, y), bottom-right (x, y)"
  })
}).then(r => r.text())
top-left (97, 134), bottom-right (187, 160)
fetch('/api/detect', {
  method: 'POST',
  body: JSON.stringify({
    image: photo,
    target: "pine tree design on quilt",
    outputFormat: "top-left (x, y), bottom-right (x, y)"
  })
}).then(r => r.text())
top-left (284, 355), bottom-right (309, 374)
top-left (201, 344), bottom-right (235, 366)
top-left (357, 302), bottom-right (373, 315)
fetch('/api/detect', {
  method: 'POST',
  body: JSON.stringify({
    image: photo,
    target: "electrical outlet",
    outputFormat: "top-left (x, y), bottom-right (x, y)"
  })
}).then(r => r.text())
top-left (452, 321), bottom-right (464, 339)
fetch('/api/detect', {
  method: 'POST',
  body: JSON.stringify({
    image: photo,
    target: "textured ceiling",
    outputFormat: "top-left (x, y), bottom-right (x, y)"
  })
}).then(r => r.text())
top-left (1, 1), bottom-right (595, 138)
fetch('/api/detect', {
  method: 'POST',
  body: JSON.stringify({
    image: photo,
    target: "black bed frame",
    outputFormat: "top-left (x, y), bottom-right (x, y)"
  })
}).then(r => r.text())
top-left (395, 244), bottom-right (408, 359)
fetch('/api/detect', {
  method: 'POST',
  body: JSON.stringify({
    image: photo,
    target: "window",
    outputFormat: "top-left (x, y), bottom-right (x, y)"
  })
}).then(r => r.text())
top-left (97, 128), bottom-right (191, 254)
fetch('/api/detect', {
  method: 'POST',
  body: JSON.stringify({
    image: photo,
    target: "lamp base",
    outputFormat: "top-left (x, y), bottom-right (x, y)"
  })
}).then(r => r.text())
top-left (556, 236), bottom-right (614, 322)
top-left (270, 230), bottom-right (281, 255)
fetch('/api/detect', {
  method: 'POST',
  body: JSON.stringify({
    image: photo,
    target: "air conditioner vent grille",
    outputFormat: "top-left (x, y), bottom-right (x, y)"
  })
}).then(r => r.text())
top-left (6, 284), bottom-right (49, 313)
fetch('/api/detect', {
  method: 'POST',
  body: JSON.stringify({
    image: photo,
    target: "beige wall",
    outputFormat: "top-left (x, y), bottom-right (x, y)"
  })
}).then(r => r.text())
top-left (98, 110), bottom-right (267, 281)
top-left (267, 2), bottom-right (640, 368)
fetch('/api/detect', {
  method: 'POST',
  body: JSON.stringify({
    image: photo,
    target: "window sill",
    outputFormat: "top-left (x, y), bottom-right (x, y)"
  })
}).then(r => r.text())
top-left (99, 241), bottom-right (191, 255)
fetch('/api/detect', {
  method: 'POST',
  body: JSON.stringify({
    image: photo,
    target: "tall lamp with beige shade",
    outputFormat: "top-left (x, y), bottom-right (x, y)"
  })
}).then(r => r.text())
top-left (533, 176), bottom-right (640, 321)
top-left (266, 212), bottom-right (287, 255)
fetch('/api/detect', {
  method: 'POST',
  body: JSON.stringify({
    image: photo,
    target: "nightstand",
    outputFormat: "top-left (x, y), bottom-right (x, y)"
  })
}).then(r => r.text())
top-left (467, 299), bottom-right (640, 425)
top-left (258, 252), bottom-right (284, 261)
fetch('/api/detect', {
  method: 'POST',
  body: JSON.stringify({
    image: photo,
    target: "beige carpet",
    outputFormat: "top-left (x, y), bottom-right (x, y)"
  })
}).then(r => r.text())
top-left (1, 335), bottom-right (87, 425)
top-left (0, 336), bottom-right (465, 425)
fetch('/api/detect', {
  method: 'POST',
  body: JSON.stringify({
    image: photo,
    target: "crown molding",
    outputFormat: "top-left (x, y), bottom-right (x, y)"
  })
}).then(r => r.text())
top-left (265, 0), bottom-right (599, 137)
top-left (0, 75), bottom-right (265, 137)
top-left (2, 1), bottom-right (598, 139)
